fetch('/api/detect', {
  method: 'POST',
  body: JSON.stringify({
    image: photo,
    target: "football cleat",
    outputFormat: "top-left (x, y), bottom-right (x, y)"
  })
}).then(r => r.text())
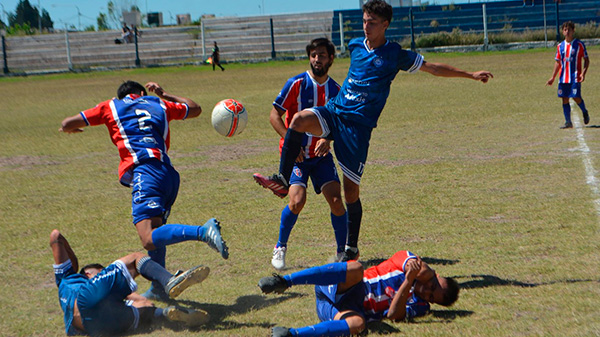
top-left (559, 122), bottom-right (573, 129)
top-left (583, 111), bottom-right (590, 125)
top-left (200, 218), bottom-right (229, 259)
top-left (340, 247), bottom-right (360, 262)
top-left (271, 246), bottom-right (287, 270)
top-left (165, 265), bottom-right (210, 299)
top-left (271, 326), bottom-right (293, 337)
top-left (163, 306), bottom-right (210, 326)
top-left (253, 173), bottom-right (289, 198)
top-left (141, 282), bottom-right (171, 302)
top-left (258, 273), bottom-right (289, 294)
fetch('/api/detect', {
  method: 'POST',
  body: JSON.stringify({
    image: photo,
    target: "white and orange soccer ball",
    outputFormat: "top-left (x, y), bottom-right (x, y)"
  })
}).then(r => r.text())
top-left (211, 99), bottom-right (248, 137)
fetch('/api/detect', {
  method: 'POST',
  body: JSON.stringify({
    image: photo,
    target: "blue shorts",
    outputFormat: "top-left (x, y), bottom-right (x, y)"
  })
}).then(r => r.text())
top-left (131, 160), bottom-right (180, 224)
top-left (558, 82), bottom-right (582, 98)
top-left (77, 261), bottom-right (140, 336)
top-left (289, 153), bottom-right (340, 194)
top-left (315, 282), bottom-right (366, 322)
top-left (310, 106), bottom-right (373, 185)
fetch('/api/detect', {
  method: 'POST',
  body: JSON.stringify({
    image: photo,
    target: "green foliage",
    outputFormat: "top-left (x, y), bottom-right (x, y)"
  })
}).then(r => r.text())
top-left (7, 0), bottom-right (52, 31)
top-left (6, 22), bottom-right (34, 36)
top-left (84, 25), bottom-right (96, 32)
top-left (97, 13), bottom-right (110, 31)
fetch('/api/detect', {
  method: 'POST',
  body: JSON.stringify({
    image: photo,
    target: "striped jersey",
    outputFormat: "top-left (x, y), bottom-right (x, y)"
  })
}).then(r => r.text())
top-left (80, 94), bottom-right (189, 186)
top-left (328, 38), bottom-right (424, 128)
top-left (273, 71), bottom-right (340, 158)
top-left (362, 250), bottom-right (430, 320)
top-left (555, 39), bottom-right (588, 84)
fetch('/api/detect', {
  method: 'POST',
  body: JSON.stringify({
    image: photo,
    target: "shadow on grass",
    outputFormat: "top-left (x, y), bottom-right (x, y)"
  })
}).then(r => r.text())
top-left (361, 256), bottom-right (460, 269)
top-left (155, 292), bottom-right (305, 332)
top-left (456, 274), bottom-right (599, 289)
top-left (365, 308), bottom-right (474, 333)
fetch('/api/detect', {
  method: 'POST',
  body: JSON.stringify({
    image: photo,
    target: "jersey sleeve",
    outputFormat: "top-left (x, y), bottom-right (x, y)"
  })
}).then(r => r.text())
top-left (273, 77), bottom-right (301, 112)
top-left (389, 250), bottom-right (417, 272)
top-left (163, 100), bottom-right (189, 121)
top-left (80, 100), bottom-right (113, 126)
top-left (555, 44), bottom-right (561, 61)
top-left (579, 40), bottom-right (588, 58)
top-left (398, 49), bottom-right (424, 74)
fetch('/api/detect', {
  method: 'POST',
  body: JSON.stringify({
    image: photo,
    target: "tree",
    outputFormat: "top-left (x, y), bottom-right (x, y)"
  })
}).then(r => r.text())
top-left (106, 0), bottom-right (140, 28)
top-left (97, 13), bottom-right (110, 31)
top-left (7, 0), bottom-right (53, 31)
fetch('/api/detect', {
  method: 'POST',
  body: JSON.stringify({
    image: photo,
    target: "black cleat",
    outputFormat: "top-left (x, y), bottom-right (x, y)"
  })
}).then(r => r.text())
top-left (272, 326), bottom-right (293, 337)
top-left (258, 273), bottom-right (289, 294)
top-left (341, 247), bottom-right (360, 262)
top-left (583, 111), bottom-right (590, 125)
top-left (559, 122), bottom-right (573, 129)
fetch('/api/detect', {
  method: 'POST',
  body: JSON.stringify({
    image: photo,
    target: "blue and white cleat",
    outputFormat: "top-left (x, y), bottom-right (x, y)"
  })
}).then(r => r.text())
top-left (200, 218), bottom-right (229, 259)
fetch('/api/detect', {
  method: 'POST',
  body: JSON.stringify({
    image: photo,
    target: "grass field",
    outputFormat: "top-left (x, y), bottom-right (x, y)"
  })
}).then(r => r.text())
top-left (1, 47), bottom-right (599, 337)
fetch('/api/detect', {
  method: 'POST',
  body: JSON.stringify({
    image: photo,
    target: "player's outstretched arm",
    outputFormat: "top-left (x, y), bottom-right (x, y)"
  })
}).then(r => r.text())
top-left (420, 61), bottom-right (493, 83)
top-left (145, 82), bottom-right (202, 118)
top-left (50, 229), bottom-right (79, 271)
top-left (59, 114), bottom-right (87, 133)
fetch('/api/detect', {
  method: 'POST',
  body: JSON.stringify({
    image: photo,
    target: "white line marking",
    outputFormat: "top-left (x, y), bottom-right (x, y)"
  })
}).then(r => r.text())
top-left (571, 102), bottom-right (600, 215)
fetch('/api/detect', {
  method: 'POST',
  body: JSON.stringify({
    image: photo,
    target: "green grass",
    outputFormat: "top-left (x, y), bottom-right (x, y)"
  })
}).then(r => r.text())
top-left (1, 47), bottom-right (599, 337)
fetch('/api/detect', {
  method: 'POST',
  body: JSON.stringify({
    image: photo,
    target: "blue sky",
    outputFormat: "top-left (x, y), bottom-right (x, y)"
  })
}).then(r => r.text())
top-left (0, 0), bottom-right (360, 29)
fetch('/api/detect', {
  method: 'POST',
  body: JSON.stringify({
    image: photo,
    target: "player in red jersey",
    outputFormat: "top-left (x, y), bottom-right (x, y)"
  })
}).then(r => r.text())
top-left (258, 250), bottom-right (459, 337)
top-left (546, 21), bottom-right (590, 129)
top-left (60, 81), bottom-right (228, 300)
top-left (254, 38), bottom-right (347, 270)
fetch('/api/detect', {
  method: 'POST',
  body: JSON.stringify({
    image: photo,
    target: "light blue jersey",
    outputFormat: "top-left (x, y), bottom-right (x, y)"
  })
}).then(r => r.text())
top-left (329, 38), bottom-right (424, 128)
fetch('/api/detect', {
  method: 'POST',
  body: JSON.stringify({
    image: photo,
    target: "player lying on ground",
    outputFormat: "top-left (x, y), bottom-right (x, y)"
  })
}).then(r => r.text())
top-left (258, 250), bottom-right (459, 337)
top-left (60, 81), bottom-right (228, 300)
top-left (253, 0), bottom-right (493, 263)
top-left (51, 229), bottom-right (210, 336)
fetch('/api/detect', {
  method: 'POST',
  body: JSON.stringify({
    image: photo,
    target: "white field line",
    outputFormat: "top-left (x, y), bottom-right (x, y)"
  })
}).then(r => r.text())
top-left (571, 102), bottom-right (600, 216)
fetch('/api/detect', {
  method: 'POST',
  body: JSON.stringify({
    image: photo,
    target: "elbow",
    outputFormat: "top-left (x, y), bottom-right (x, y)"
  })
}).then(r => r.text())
top-left (188, 106), bottom-right (202, 118)
top-left (50, 229), bottom-right (61, 245)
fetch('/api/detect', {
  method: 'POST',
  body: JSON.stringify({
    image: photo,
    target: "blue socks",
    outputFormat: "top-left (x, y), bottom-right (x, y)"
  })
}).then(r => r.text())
top-left (277, 205), bottom-right (299, 247)
top-left (290, 320), bottom-right (351, 336)
top-left (331, 212), bottom-right (348, 253)
top-left (284, 262), bottom-right (347, 286)
top-left (136, 256), bottom-right (173, 289)
top-left (578, 100), bottom-right (588, 114)
top-left (151, 224), bottom-right (201, 247)
top-left (279, 129), bottom-right (304, 183)
top-left (563, 103), bottom-right (572, 124)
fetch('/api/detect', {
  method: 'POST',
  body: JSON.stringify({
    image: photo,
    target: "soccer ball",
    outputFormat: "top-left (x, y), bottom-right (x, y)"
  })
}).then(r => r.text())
top-left (211, 99), bottom-right (248, 137)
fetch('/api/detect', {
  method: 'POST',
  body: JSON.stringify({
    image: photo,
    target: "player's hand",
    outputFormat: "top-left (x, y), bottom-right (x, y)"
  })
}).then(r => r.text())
top-left (577, 74), bottom-right (585, 83)
top-left (296, 148), bottom-right (305, 163)
top-left (404, 258), bottom-right (422, 282)
top-left (59, 127), bottom-right (84, 133)
top-left (145, 82), bottom-right (165, 97)
top-left (546, 78), bottom-right (555, 86)
top-left (473, 71), bottom-right (493, 83)
top-left (314, 139), bottom-right (331, 157)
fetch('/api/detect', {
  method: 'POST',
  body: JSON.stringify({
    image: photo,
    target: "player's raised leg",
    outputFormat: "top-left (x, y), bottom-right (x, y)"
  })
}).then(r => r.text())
top-left (254, 109), bottom-right (323, 198)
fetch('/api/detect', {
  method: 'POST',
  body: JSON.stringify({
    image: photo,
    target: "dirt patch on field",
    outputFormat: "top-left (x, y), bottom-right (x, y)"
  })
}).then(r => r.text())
top-left (0, 155), bottom-right (59, 171)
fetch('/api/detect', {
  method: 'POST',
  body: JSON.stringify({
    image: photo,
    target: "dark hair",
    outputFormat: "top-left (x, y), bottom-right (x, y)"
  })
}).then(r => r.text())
top-left (362, 0), bottom-right (393, 23)
top-left (561, 21), bottom-right (575, 30)
top-left (440, 277), bottom-right (460, 306)
top-left (306, 38), bottom-right (336, 58)
top-left (117, 80), bottom-right (146, 99)
top-left (79, 263), bottom-right (105, 275)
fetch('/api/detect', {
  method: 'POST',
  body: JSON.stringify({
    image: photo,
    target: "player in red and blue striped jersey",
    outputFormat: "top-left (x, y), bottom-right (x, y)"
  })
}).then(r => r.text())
top-left (546, 21), bottom-right (590, 129)
top-left (254, 38), bottom-right (348, 270)
top-left (258, 250), bottom-right (459, 337)
top-left (60, 81), bottom-right (228, 300)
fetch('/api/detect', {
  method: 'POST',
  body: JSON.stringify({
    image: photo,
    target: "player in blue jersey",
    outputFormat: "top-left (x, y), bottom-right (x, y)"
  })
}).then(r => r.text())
top-left (254, 0), bottom-right (493, 262)
top-left (50, 229), bottom-right (211, 336)
top-left (254, 38), bottom-right (347, 270)
top-left (258, 250), bottom-right (459, 337)
top-left (546, 21), bottom-right (590, 129)
top-left (60, 81), bottom-right (229, 300)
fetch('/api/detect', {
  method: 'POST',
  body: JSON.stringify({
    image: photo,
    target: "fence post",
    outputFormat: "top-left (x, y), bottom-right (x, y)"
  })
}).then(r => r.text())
top-left (270, 17), bottom-right (276, 59)
top-left (409, 8), bottom-right (416, 51)
top-left (543, 0), bottom-right (548, 47)
top-left (482, 4), bottom-right (488, 51)
top-left (65, 29), bottom-right (73, 71)
top-left (555, 1), bottom-right (560, 43)
top-left (1, 32), bottom-right (8, 74)
top-left (201, 20), bottom-right (206, 61)
top-left (134, 26), bottom-right (141, 67)
top-left (338, 12), bottom-right (345, 54)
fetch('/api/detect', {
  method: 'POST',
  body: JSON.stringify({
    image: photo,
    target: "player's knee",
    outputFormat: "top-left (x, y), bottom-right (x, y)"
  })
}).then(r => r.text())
top-left (346, 261), bottom-right (364, 284)
top-left (340, 313), bottom-right (366, 334)
top-left (139, 236), bottom-right (155, 251)
top-left (288, 196), bottom-right (306, 214)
